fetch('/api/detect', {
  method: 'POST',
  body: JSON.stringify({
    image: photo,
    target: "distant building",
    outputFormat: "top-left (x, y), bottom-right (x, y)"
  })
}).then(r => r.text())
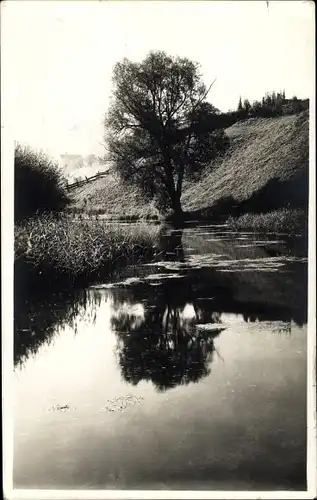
top-left (86, 154), bottom-right (97, 166)
top-left (60, 154), bottom-right (84, 172)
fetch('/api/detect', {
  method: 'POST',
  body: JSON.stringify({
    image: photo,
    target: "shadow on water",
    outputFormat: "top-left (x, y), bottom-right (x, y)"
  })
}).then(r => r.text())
top-left (14, 289), bottom-right (100, 366)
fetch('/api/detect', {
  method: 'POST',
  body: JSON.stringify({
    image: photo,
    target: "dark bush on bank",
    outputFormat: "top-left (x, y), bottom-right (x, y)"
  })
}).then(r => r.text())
top-left (15, 144), bottom-right (70, 222)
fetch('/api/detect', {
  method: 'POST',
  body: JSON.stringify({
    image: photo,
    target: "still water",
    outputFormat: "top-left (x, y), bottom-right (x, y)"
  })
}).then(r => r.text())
top-left (14, 224), bottom-right (308, 491)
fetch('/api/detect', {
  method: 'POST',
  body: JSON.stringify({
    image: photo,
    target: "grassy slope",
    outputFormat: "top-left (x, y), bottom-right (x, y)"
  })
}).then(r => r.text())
top-left (69, 111), bottom-right (309, 218)
top-left (68, 172), bottom-right (160, 218)
top-left (182, 111), bottom-right (309, 216)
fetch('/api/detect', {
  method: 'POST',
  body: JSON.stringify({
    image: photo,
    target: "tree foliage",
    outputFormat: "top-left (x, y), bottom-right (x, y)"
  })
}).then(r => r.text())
top-left (104, 51), bottom-right (228, 216)
top-left (234, 90), bottom-right (308, 120)
top-left (237, 96), bottom-right (243, 112)
top-left (15, 144), bottom-right (69, 222)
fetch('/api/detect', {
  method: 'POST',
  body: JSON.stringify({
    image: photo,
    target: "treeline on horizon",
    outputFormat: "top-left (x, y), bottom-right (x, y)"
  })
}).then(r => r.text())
top-left (202, 91), bottom-right (309, 132)
top-left (236, 90), bottom-right (308, 117)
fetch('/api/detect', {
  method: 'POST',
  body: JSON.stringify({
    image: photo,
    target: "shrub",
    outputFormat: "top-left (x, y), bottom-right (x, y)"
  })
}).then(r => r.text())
top-left (15, 144), bottom-right (69, 222)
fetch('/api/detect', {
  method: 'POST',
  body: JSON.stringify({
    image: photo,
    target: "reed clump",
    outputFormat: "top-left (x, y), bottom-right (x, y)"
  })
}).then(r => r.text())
top-left (15, 215), bottom-right (160, 289)
top-left (227, 208), bottom-right (307, 234)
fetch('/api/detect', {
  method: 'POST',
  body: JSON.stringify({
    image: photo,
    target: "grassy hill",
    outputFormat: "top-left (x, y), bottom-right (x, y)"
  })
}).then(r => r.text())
top-left (68, 173), bottom-right (160, 219)
top-left (68, 111), bottom-right (309, 222)
top-left (182, 111), bottom-right (309, 219)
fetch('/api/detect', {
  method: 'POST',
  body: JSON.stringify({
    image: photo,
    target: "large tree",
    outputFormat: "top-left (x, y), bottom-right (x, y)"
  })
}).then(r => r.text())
top-left (104, 51), bottom-right (226, 221)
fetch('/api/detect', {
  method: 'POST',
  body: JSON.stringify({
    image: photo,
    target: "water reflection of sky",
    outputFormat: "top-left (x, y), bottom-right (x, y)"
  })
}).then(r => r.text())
top-left (14, 225), bottom-right (308, 490)
top-left (14, 288), bottom-right (307, 490)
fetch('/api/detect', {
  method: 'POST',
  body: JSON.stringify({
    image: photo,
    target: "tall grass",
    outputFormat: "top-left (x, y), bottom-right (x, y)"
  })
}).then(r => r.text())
top-left (15, 215), bottom-right (160, 290)
top-left (227, 208), bottom-right (307, 234)
top-left (65, 206), bottom-right (161, 221)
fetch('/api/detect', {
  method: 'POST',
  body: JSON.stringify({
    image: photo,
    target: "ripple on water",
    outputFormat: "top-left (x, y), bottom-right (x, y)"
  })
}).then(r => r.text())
top-left (196, 323), bottom-right (226, 331)
top-left (143, 273), bottom-right (185, 281)
top-left (90, 251), bottom-right (306, 289)
top-left (219, 268), bottom-right (281, 273)
top-left (91, 273), bottom-right (185, 289)
top-left (102, 395), bottom-right (144, 413)
top-left (49, 404), bottom-right (76, 412)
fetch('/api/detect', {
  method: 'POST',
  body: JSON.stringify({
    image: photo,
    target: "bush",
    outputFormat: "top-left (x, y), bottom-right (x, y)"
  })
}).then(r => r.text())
top-left (15, 144), bottom-right (69, 222)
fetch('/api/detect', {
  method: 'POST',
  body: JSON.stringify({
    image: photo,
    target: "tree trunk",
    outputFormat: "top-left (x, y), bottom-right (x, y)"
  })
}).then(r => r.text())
top-left (166, 193), bottom-right (184, 228)
top-left (172, 195), bottom-right (183, 217)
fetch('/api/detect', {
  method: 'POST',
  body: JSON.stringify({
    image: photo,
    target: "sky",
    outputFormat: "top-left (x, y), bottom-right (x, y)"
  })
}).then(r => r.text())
top-left (2, 0), bottom-right (315, 160)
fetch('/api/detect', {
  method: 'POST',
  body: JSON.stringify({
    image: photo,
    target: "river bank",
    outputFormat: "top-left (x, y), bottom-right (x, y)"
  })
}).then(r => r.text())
top-left (14, 208), bottom-right (308, 294)
top-left (226, 208), bottom-right (308, 234)
top-left (15, 215), bottom-right (160, 292)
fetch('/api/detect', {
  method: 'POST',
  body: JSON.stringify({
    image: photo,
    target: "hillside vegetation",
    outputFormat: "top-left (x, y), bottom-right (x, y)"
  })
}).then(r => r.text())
top-left (68, 111), bottom-right (309, 221)
top-left (68, 173), bottom-right (160, 219)
top-left (182, 111), bottom-right (309, 218)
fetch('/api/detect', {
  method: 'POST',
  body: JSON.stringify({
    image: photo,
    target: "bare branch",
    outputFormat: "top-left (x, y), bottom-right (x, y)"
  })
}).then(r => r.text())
top-left (194, 78), bottom-right (217, 111)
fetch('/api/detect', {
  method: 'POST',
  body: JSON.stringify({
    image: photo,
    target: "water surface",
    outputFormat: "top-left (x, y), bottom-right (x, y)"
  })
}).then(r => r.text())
top-left (14, 224), bottom-right (307, 490)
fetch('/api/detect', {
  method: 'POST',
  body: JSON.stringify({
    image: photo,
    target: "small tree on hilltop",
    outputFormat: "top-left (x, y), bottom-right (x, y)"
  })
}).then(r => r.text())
top-left (237, 96), bottom-right (243, 112)
top-left (243, 99), bottom-right (251, 114)
top-left (104, 51), bottom-right (227, 221)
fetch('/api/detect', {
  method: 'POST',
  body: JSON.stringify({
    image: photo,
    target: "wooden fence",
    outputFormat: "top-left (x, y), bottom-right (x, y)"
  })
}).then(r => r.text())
top-left (65, 170), bottom-right (111, 191)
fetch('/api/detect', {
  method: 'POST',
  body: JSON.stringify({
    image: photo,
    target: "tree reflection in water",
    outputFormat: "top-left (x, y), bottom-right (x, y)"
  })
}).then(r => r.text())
top-left (111, 227), bottom-right (226, 391)
top-left (112, 294), bottom-right (225, 392)
top-left (157, 227), bottom-right (185, 262)
top-left (14, 225), bottom-right (307, 374)
top-left (14, 288), bottom-right (100, 366)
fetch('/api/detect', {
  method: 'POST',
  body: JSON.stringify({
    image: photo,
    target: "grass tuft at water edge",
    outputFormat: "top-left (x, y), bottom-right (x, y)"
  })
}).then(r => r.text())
top-left (15, 214), bottom-right (160, 290)
top-left (226, 208), bottom-right (308, 234)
